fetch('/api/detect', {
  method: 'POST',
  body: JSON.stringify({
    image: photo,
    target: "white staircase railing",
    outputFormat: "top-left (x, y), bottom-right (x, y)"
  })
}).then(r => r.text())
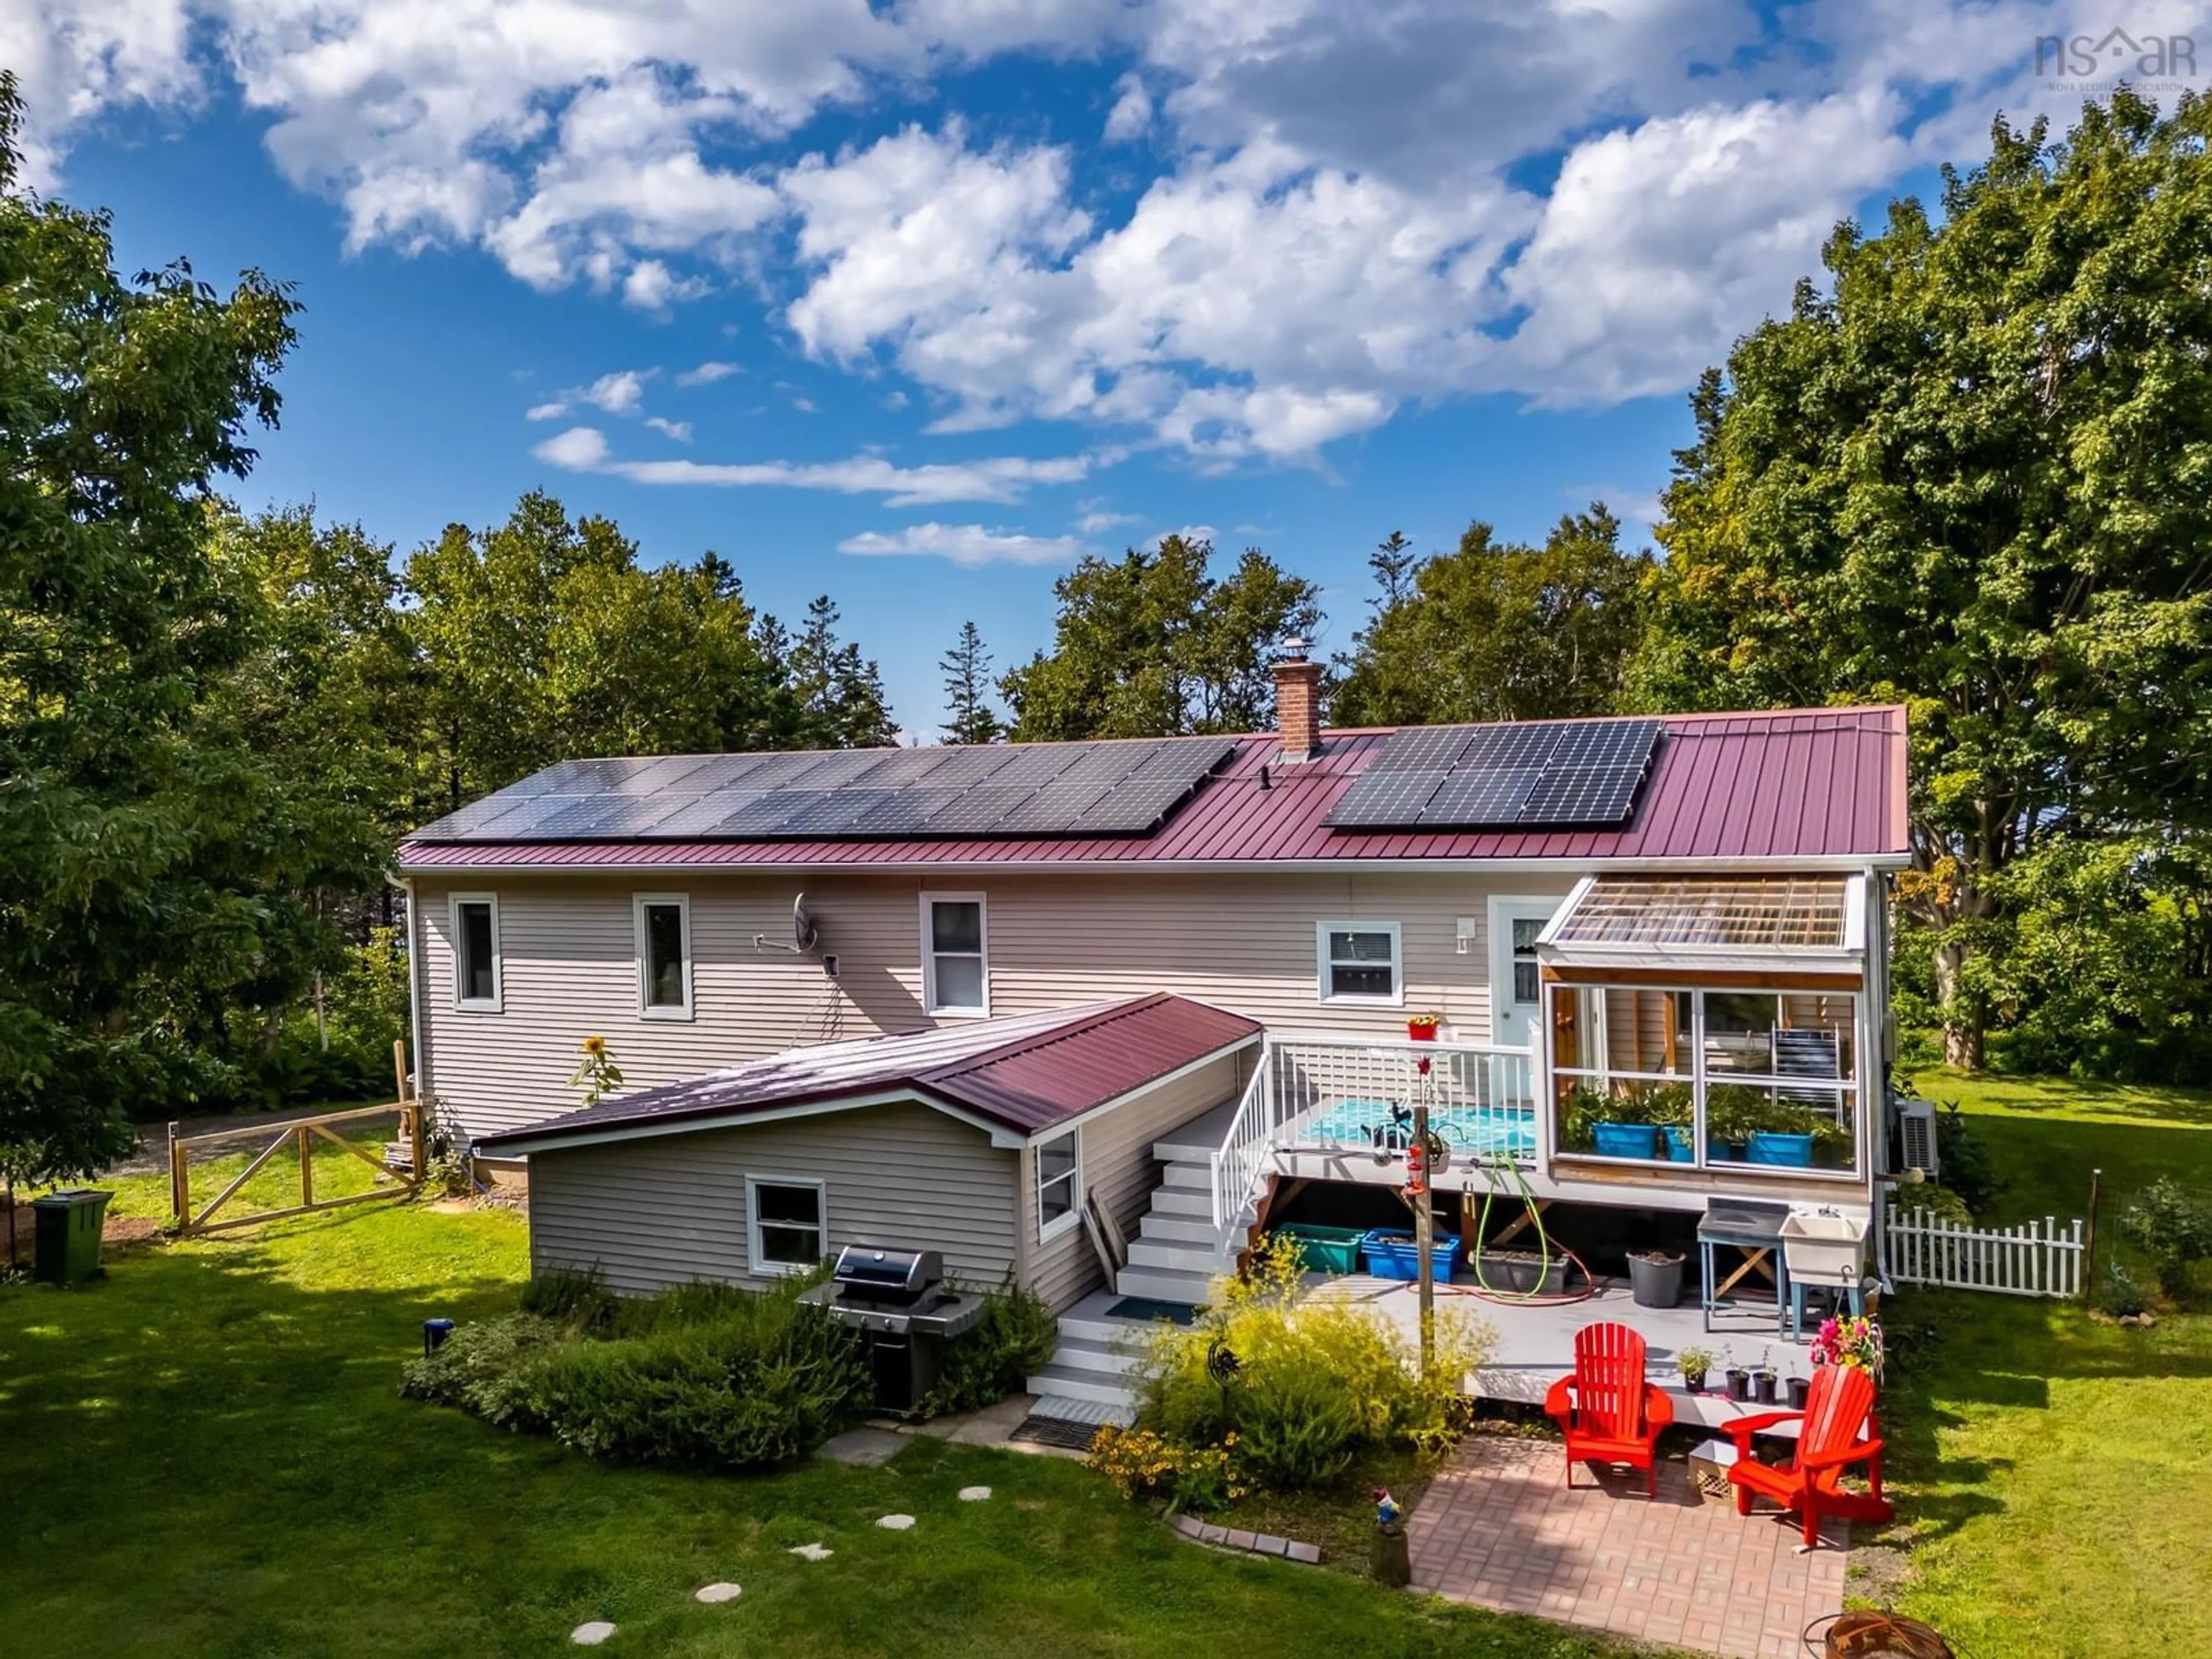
top-left (1207, 1032), bottom-right (1540, 1242)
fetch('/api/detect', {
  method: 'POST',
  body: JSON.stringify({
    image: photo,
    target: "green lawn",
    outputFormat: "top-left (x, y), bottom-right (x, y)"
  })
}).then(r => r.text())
top-left (1881, 1069), bottom-right (2212, 1658)
top-left (1, 1191), bottom-right (1633, 1659)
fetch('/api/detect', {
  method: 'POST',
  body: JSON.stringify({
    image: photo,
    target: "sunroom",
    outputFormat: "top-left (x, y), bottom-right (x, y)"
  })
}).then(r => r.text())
top-left (1533, 876), bottom-right (1873, 1188)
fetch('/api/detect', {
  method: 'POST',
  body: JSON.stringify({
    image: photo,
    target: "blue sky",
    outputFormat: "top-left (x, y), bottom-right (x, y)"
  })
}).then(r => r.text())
top-left (13, 1), bottom-right (2165, 732)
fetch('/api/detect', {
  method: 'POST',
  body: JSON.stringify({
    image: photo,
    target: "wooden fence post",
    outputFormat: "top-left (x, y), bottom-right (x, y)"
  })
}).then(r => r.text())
top-left (298, 1123), bottom-right (314, 1209)
top-left (2081, 1168), bottom-right (2102, 1300)
top-left (168, 1122), bottom-right (188, 1233)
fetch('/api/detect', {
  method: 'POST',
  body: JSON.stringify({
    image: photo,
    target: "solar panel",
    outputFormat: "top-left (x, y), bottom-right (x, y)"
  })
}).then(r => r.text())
top-left (1325, 770), bottom-right (1449, 827)
top-left (991, 778), bottom-right (1120, 833)
top-left (843, 788), bottom-right (960, 836)
top-left (1325, 719), bottom-right (1662, 831)
top-left (1519, 763), bottom-right (1647, 824)
top-left (918, 785), bottom-right (1039, 835)
top-left (1421, 768), bottom-right (1541, 825)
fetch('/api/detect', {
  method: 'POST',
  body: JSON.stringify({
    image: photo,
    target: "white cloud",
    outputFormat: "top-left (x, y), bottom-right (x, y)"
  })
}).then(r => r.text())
top-left (837, 522), bottom-right (1088, 566)
top-left (580, 369), bottom-right (656, 415)
top-left (645, 416), bottom-right (694, 441)
top-left (535, 426), bottom-right (1099, 505)
top-left (1075, 504), bottom-right (1139, 533)
top-left (14, 0), bottom-right (2138, 456)
top-left (677, 360), bottom-right (743, 386)
top-left (524, 400), bottom-right (570, 421)
top-left (1103, 73), bottom-right (1152, 143)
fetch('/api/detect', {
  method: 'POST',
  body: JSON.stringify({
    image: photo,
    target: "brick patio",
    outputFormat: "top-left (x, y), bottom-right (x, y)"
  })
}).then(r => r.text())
top-left (1406, 1435), bottom-right (1849, 1659)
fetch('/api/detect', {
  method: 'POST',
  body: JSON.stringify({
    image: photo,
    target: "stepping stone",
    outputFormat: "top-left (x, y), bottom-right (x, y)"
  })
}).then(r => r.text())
top-left (788, 1543), bottom-right (834, 1561)
top-left (816, 1427), bottom-right (907, 1467)
top-left (876, 1513), bottom-right (916, 1531)
top-left (570, 1622), bottom-right (616, 1646)
top-left (694, 1582), bottom-right (743, 1604)
top-left (957, 1486), bottom-right (992, 1502)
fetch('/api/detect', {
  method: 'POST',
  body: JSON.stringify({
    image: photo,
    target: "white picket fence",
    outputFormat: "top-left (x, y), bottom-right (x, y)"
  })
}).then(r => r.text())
top-left (1882, 1202), bottom-right (2086, 1299)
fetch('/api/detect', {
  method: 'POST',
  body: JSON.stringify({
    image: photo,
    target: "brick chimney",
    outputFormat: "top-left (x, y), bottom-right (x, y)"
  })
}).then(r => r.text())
top-left (1272, 638), bottom-right (1323, 762)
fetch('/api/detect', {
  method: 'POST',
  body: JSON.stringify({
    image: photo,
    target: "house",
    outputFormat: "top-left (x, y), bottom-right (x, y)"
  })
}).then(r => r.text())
top-left (395, 645), bottom-right (1910, 1417)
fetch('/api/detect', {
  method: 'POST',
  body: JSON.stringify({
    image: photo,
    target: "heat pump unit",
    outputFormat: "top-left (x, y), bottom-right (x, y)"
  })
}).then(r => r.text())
top-left (1897, 1098), bottom-right (1940, 1182)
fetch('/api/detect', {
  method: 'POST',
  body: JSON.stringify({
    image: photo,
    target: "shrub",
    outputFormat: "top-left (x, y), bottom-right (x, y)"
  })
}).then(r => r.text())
top-left (1932, 1101), bottom-right (2003, 1214)
top-left (2116, 1178), bottom-right (2212, 1301)
top-left (399, 1312), bottom-right (566, 1430)
top-left (520, 1266), bottom-right (618, 1331)
top-left (919, 1275), bottom-right (1059, 1417)
top-left (1131, 1236), bottom-right (1491, 1492)
top-left (2094, 1261), bottom-right (2150, 1320)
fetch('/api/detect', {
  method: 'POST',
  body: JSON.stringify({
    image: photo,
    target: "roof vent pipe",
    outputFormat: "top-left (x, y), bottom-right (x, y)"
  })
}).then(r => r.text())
top-left (1271, 638), bottom-right (1323, 763)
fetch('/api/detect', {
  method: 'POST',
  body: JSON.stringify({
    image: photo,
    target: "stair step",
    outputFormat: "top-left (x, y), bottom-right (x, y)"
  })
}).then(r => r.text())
top-left (1024, 1364), bottom-right (1141, 1409)
top-left (1139, 1214), bottom-right (1219, 1245)
top-left (1028, 1393), bottom-right (1134, 1429)
top-left (1115, 1266), bottom-right (1215, 1302)
top-left (1126, 1238), bottom-right (1228, 1275)
top-left (1155, 1162), bottom-right (1212, 1192)
top-left (1149, 1185), bottom-right (1213, 1218)
top-left (1043, 1333), bottom-right (1145, 1376)
top-left (1056, 1309), bottom-right (1181, 1346)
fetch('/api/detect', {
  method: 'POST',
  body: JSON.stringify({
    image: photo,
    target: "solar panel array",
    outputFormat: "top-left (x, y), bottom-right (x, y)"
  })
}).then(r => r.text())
top-left (1324, 719), bottom-right (1664, 830)
top-left (414, 737), bottom-right (1241, 843)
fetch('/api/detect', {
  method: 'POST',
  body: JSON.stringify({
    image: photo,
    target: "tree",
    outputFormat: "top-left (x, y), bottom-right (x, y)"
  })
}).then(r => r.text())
top-left (1331, 507), bottom-right (1649, 726)
top-left (1635, 91), bottom-right (2212, 1067)
top-left (0, 74), bottom-right (383, 1175)
top-left (940, 622), bottom-right (1002, 744)
top-left (1368, 531), bottom-right (1416, 611)
top-left (787, 596), bottom-right (899, 749)
top-left (1000, 535), bottom-right (1321, 738)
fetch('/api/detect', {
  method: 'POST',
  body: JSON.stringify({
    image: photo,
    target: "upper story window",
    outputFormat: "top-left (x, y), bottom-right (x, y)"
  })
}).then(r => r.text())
top-left (923, 893), bottom-right (988, 1016)
top-left (634, 894), bottom-right (692, 1020)
top-left (1316, 921), bottom-right (1402, 1005)
top-left (450, 893), bottom-right (502, 1012)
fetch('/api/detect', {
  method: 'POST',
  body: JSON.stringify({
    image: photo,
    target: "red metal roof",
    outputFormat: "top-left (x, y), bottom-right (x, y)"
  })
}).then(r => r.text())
top-left (400, 707), bottom-right (1908, 874)
top-left (475, 993), bottom-right (1262, 1152)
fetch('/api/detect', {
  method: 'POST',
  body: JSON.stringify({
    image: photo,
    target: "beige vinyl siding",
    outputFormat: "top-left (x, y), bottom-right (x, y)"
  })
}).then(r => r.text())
top-left (1023, 1052), bottom-right (1245, 1312)
top-left (525, 1101), bottom-right (1018, 1296)
top-left (414, 870), bottom-right (1567, 1143)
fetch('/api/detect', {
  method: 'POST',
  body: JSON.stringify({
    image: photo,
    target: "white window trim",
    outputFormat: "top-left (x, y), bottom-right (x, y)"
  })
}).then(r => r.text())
top-left (745, 1174), bottom-right (828, 1277)
top-left (921, 891), bottom-right (991, 1018)
top-left (1036, 1127), bottom-right (1083, 1244)
top-left (448, 892), bottom-right (502, 1013)
top-left (632, 892), bottom-right (694, 1021)
top-left (1315, 919), bottom-right (1404, 1007)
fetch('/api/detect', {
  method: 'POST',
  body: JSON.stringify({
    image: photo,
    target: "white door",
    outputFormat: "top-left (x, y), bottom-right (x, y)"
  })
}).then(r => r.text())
top-left (1488, 895), bottom-right (1569, 1051)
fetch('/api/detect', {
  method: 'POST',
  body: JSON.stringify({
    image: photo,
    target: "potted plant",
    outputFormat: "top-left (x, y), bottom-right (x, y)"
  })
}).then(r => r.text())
top-left (1406, 1012), bottom-right (1440, 1075)
top-left (1558, 1083), bottom-right (1606, 1153)
top-left (1704, 1084), bottom-right (1764, 1161)
top-left (1585, 1085), bottom-right (1660, 1160)
top-left (1676, 1345), bottom-right (1717, 1393)
top-left (1643, 1082), bottom-right (1696, 1162)
top-left (1722, 1345), bottom-right (1751, 1402)
top-left (1627, 1247), bottom-right (1685, 1309)
top-left (1752, 1347), bottom-right (1779, 1405)
top-left (1785, 1363), bottom-right (1810, 1410)
top-left (1809, 1315), bottom-right (1885, 1383)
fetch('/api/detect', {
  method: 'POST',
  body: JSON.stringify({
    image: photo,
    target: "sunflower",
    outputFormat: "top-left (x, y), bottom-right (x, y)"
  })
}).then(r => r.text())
top-left (580, 1035), bottom-right (608, 1058)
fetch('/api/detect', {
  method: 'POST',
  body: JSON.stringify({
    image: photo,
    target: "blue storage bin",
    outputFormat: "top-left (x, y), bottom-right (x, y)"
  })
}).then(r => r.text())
top-left (1360, 1229), bottom-right (1460, 1281)
top-left (1746, 1131), bottom-right (1816, 1167)
top-left (1590, 1122), bottom-right (1660, 1160)
top-left (1661, 1125), bottom-right (1695, 1163)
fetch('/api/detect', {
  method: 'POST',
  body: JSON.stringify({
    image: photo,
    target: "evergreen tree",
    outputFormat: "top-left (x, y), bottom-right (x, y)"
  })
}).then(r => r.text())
top-left (940, 621), bottom-right (1002, 745)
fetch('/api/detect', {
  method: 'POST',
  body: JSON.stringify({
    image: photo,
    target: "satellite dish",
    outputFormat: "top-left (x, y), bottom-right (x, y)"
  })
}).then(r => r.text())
top-left (794, 894), bottom-right (819, 953)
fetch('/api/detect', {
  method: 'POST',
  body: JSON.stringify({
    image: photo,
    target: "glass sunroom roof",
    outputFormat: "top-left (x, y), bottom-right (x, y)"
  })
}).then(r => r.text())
top-left (1547, 877), bottom-right (1853, 950)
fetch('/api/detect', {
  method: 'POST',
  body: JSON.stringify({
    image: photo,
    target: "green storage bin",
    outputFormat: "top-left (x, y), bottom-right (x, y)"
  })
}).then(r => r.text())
top-left (1274, 1222), bottom-right (1368, 1275)
top-left (32, 1189), bottom-right (112, 1286)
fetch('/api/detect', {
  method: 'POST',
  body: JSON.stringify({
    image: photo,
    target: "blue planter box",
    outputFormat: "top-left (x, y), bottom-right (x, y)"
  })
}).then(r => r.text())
top-left (1746, 1131), bottom-right (1816, 1167)
top-left (1361, 1230), bottom-right (1460, 1282)
top-left (1591, 1122), bottom-right (1660, 1160)
top-left (1661, 1126), bottom-right (1695, 1163)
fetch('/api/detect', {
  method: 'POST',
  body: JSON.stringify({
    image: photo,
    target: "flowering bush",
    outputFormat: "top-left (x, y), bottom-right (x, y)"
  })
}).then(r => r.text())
top-left (1809, 1315), bottom-right (1884, 1382)
top-left (1085, 1425), bottom-right (1249, 1511)
top-left (1132, 1234), bottom-right (1493, 1490)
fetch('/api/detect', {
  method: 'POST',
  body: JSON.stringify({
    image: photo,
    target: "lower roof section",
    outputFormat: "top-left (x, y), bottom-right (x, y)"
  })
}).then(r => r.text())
top-left (476, 993), bottom-right (1262, 1156)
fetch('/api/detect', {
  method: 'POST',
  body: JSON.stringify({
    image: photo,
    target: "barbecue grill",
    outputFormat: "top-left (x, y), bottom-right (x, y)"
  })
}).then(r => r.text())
top-left (821, 1244), bottom-right (987, 1411)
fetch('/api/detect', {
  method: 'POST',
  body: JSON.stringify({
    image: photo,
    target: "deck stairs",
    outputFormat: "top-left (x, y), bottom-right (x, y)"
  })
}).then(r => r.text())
top-left (1024, 1108), bottom-right (1242, 1425)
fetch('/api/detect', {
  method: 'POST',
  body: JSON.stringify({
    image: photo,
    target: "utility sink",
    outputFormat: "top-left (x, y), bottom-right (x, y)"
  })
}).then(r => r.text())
top-left (1779, 1207), bottom-right (1869, 1286)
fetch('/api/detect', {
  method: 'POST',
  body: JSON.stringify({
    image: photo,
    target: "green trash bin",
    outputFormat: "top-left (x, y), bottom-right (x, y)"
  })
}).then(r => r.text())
top-left (32, 1189), bottom-right (113, 1286)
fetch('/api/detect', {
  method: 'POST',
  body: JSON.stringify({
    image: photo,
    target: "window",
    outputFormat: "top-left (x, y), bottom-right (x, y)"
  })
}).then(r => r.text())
top-left (1036, 1129), bottom-right (1081, 1240)
top-left (1510, 916), bottom-right (1544, 1005)
top-left (746, 1177), bottom-right (826, 1275)
top-left (1316, 921), bottom-right (1402, 1004)
top-left (633, 894), bottom-right (692, 1020)
top-left (922, 893), bottom-right (988, 1015)
top-left (449, 894), bottom-right (501, 1011)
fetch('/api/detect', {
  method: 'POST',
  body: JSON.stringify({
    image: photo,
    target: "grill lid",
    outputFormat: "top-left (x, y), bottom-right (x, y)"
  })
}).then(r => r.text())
top-left (832, 1244), bottom-right (945, 1304)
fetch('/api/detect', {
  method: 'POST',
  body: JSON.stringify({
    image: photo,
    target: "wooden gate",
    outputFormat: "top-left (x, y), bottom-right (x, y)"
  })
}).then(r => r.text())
top-left (168, 1041), bottom-right (427, 1236)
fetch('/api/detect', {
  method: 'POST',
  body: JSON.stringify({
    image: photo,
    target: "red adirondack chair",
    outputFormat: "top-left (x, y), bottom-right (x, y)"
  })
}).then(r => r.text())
top-left (1725, 1363), bottom-right (1892, 1548)
top-left (1543, 1322), bottom-right (1675, 1497)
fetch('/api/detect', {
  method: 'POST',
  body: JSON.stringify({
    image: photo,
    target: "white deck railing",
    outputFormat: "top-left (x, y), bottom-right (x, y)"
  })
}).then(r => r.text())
top-left (1882, 1202), bottom-right (2086, 1299)
top-left (1209, 1033), bottom-right (1539, 1241)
